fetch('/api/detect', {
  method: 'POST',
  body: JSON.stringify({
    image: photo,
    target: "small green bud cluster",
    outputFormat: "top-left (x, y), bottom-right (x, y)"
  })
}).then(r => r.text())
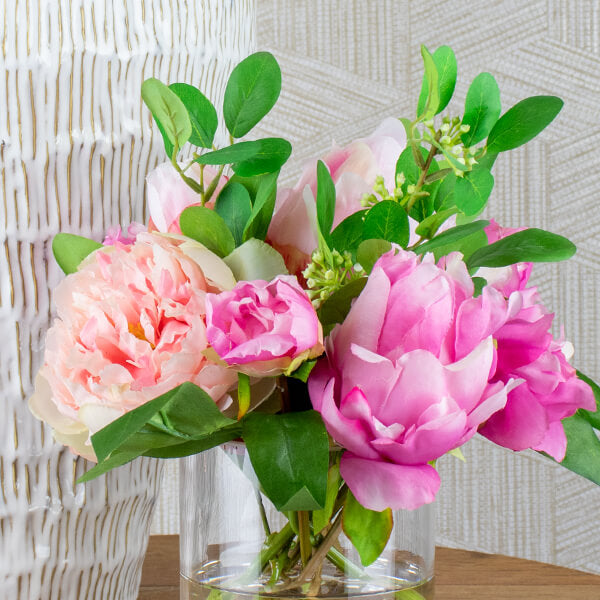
top-left (423, 116), bottom-right (478, 176)
top-left (361, 173), bottom-right (405, 208)
top-left (303, 249), bottom-right (364, 308)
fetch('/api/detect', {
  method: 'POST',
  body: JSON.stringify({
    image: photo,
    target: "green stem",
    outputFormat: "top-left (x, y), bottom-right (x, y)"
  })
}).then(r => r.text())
top-left (326, 547), bottom-right (366, 579)
top-left (237, 373), bottom-right (251, 420)
top-left (203, 164), bottom-right (225, 204)
top-left (171, 145), bottom-right (204, 195)
top-left (297, 511), bottom-right (312, 568)
top-left (256, 490), bottom-right (271, 536)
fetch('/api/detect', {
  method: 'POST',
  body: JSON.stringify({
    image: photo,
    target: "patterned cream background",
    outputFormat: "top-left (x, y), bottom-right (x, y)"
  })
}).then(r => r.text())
top-left (152, 0), bottom-right (600, 574)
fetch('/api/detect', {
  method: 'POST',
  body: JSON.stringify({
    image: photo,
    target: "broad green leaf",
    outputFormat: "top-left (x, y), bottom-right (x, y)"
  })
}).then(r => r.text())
top-left (169, 83), bottom-right (218, 149)
top-left (316, 160), bottom-right (336, 239)
top-left (414, 221), bottom-right (490, 256)
top-left (487, 96), bottom-right (563, 153)
top-left (466, 228), bottom-right (576, 270)
top-left (434, 171), bottom-right (456, 210)
top-left (434, 229), bottom-right (488, 262)
top-left (576, 371), bottom-right (600, 430)
top-left (195, 138), bottom-right (292, 177)
top-left (472, 276), bottom-right (487, 297)
top-left (180, 206), bottom-right (235, 257)
top-left (477, 151), bottom-right (499, 171)
top-left (461, 73), bottom-right (501, 147)
top-left (227, 173), bottom-right (265, 201)
top-left (224, 238), bottom-right (288, 281)
top-left (342, 491), bottom-right (393, 566)
top-left (52, 233), bottom-right (102, 274)
top-left (215, 183), bottom-right (253, 246)
top-left (242, 411), bottom-right (329, 511)
top-left (77, 449), bottom-right (142, 483)
top-left (330, 210), bottom-right (366, 254)
top-left (141, 78), bottom-right (191, 150)
top-left (154, 116), bottom-right (174, 157)
top-left (356, 239), bottom-right (392, 273)
top-left (313, 462), bottom-right (342, 534)
top-left (363, 201), bottom-right (409, 247)
top-left (454, 166), bottom-right (494, 216)
top-left (317, 277), bottom-right (368, 334)
top-left (417, 45), bottom-right (440, 120)
top-left (395, 146), bottom-right (440, 197)
top-left (243, 172), bottom-right (279, 242)
top-left (224, 51), bottom-right (282, 138)
top-left (415, 207), bottom-right (458, 239)
top-left (555, 411), bottom-right (600, 486)
top-left (418, 46), bottom-right (457, 115)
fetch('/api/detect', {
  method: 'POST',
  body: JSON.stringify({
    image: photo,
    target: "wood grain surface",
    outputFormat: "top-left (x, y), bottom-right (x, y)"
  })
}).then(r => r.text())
top-left (138, 535), bottom-right (600, 599)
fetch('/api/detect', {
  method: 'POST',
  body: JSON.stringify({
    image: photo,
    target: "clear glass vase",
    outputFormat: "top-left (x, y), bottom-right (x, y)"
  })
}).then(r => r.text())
top-left (180, 443), bottom-right (435, 600)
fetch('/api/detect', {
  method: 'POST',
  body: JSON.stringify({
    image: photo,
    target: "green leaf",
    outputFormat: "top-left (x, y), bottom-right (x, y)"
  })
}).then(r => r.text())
top-left (288, 360), bottom-right (317, 383)
top-left (461, 73), bottom-right (502, 147)
top-left (418, 46), bottom-right (457, 116)
top-left (224, 51), bottom-right (282, 138)
top-left (416, 45), bottom-right (440, 120)
top-left (154, 116), bottom-right (174, 157)
top-left (415, 207), bottom-right (458, 239)
top-left (356, 239), bottom-right (392, 273)
top-left (195, 138), bottom-right (292, 177)
top-left (242, 411), bottom-right (329, 511)
top-left (52, 233), bottom-right (102, 274)
top-left (317, 277), bottom-right (368, 334)
top-left (555, 411), bottom-right (600, 486)
top-left (454, 166), bottom-right (494, 216)
top-left (342, 491), bottom-right (393, 566)
top-left (316, 160), bottom-right (336, 240)
top-left (168, 83), bottom-right (218, 149)
top-left (215, 183), bottom-right (253, 246)
top-left (434, 171), bottom-right (456, 210)
top-left (330, 210), bottom-right (366, 254)
top-left (363, 201), bottom-right (409, 247)
top-left (467, 228), bottom-right (576, 270)
top-left (179, 206), bottom-right (236, 257)
top-left (487, 96), bottom-right (563, 153)
top-left (141, 78), bottom-right (191, 150)
top-left (414, 221), bottom-right (490, 256)
top-left (472, 276), bottom-right (487, 297)
top-left (430, 139), bottom-right (469, 172)
top-left (243, 172), bottom-right (279, 242)
top-left (312, 462), bottom-right (341, 534)
top-left (576, 371), bottom-right (600, 429)
top-left (224, 238), bottom-right (288, 281)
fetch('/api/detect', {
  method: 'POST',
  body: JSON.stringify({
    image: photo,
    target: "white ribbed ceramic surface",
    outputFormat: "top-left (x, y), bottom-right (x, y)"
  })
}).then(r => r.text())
top-left (0, 1), bottom-right (254, 598)
top-left (152, 0), bottom-right (600, 576)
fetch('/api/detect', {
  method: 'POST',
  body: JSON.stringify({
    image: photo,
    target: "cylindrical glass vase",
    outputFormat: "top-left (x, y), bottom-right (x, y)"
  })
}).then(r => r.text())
top-left (180, 443), bottom-right (435, 600)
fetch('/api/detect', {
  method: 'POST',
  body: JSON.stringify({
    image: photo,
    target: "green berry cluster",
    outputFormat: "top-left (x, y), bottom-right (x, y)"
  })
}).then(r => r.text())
top-left (423, 116), bottom-right (477, 176)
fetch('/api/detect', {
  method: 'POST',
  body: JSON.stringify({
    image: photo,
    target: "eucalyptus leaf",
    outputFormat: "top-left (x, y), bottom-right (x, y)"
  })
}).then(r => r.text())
top-left (141, 78), bottom-right (191, 150)
top-left (454, 166), bottom-right (494, 216)
top-left (169, 83), bottom-right (218, 149)
top-left (224, 238), bottom-right (288, 281)
top-left (52, 233), bottom-right (103, 274)
top-left (180, 206), bottom-right (236, 258)
top-left (417, 46), bottom-right (457, 116)
top-left (466, 228), bottom-right (576, 270)
top-left (434, 171), bottom-right (456, 210)
top-left (342, 491), bottom-right (393, 566)
top-left (461, 73), bottom-right (501, 147)
top-left (417, 45), bottom-right (440, 120)
top-left (224, 51), bottom-right (282, 138)
top-left (242, 411), bottom-right (329, 511)
top-left (243, 172), bottom-right (279, 242)
top-left (215, 183), bottom-right (253, 246)
top-left (363, 201), bottom-right (409, 247)
top-left (316, 160), bottom-right (336, 240)
top-left (576, 371), bottom-right (600, 430)
top-left (195, 138), bottom-right (292, 177)
top-left (487, 96), bottom-right (563, 153)
top-left (414, 221), bottom-right (490, 256)
top-left (356, 239), bottom-right (392, 273)
top-left (330, 210), bottom-right (366, 254)
top-left (415, 207), bottom-right (458, 239)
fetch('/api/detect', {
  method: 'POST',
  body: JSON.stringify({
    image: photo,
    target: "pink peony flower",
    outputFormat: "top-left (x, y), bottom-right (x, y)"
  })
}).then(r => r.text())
top-left (267, 118), bottom-right (407, 275)
top-left (29, 232), bottom-right (238, 460)
top-left (147, 162), bottom-right (227, 233)
top-left (103, 222), bottom-right (146, 246)
top-left (205, 276), bottom-right (324, 377)
top-left (478, 273), bottom-right (595, 461)
top-left (308, 248), bottom-right (516, 511)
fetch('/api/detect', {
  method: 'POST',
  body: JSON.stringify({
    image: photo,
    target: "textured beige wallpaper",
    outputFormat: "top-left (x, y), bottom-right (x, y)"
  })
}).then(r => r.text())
top-left (152, 0), bottom-right (600, 574)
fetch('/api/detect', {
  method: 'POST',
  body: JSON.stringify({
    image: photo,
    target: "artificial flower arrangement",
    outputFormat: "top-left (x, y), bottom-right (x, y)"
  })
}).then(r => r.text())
top-left (30, 46), bottom-right (600, 588)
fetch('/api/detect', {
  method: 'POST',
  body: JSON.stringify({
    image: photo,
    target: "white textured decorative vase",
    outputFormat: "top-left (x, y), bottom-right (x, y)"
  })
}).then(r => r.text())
top-left (0, 1), bottom-right (255, 598)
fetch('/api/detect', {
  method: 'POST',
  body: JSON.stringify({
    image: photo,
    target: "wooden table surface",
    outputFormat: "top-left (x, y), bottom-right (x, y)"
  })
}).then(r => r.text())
top-left (139, 535), bottom-right (600, 599)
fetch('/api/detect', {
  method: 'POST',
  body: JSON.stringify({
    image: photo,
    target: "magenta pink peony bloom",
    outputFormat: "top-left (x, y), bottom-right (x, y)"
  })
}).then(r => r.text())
top-left (29, 232), bottom-right (238, 460)
top-left (308, 248), bottom-right (516, 511)
top-left (147, 162), bottom-right (227, 233)
top-left (205, 276), bottom-right (324, 377)
top-left (267, 118), bottom-right (406, 275)
top-left (478, 273), bottom-right (595, 461)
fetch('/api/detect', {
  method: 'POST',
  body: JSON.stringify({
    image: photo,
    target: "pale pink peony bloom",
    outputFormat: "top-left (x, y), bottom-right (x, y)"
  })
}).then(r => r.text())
top-left (205, 276), bottom-right (324, 377)
top-left (147, 162), bottom-right (227, 234)
top-left (478, 274), bottom-right (595, 461)
top-left (267, 118), bottom-right (407, 275)
top-left (308, 248), bottom-right (516, 511)
top-left (103, 222), bottom-right (146, 246)
top-left (29, 232), bottom-right (238, 460)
